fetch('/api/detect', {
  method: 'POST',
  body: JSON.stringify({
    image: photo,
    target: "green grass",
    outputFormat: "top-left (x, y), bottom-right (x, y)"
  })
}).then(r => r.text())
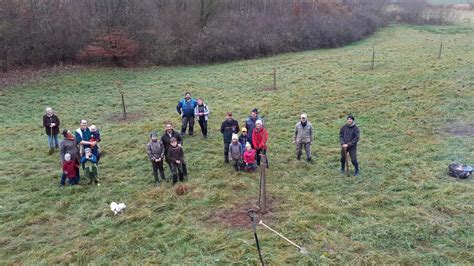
top-left (0, 22), bottom-right (473, 264)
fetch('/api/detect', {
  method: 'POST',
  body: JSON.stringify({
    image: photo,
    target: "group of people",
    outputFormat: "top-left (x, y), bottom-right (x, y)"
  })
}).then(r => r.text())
top-left (43, 107), bottom-right (102, 187)
top-left (44, 91), bottom-right (361, 188)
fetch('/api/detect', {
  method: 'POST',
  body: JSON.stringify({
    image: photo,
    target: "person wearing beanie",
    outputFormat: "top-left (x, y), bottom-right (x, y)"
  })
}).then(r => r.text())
top-left (220, 112), bottom-right (240, 163)
top-left (243, 142), bottom-right (257, 172)
top-left (147, 131), bottom-right (166, 185)
top-left (176, 92), bottom-right (198, 136)
top-left (339, 114), bottom-right (360, 176)
top-left (167, 137), bottom-right (186, 185)
top-left (194, 97), bottom-right (210, 139)
top-left (228, 133), bottom-right (242, 171)
top-left (245, 108), bottom-right (262, 148)
top-left (252, 119), bottom-right (269, 167)
top-left (43, 107), bottom-right (60, 155)
top-left (60, 153), bottom-right (79, 187)
top-left (293, 113), bottom-right (314, 161)
top-left (80, 147), bottom-right (99, 185)
top-left (238, 127), bottom-right (249, 155)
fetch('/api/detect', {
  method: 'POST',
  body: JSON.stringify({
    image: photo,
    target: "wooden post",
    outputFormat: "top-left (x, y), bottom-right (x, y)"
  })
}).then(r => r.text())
top-left (121, 92), bottom-right (127, 120)
top-left (258, 154), bottom-right (267, 213)
top-left (272, 68), bottom-right (276, 90)
top-left (370, 45), bottom-right (375, 70)
top-left (438, 39), bottom-right (443, 59)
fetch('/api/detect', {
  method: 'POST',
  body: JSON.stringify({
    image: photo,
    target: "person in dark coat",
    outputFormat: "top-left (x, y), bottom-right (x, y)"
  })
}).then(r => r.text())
top-left (176, 92), bottom-right (198, 136)
top-left (147, 131), bottom-right (166, 185)
top-left (161, 122), bottom-right (187, 177)
top-left (339, 114), bottom-right (360, 176)
top-left (220, 112), bottom-right (239, 163)
top-left (59, 129), bottom-right (80, 183)
top-left (43, 107), bottom-right (60, 154)
top-left (245, 108), bottom-right (262, 148)
top-left (167, 137), bottom-right (186, 185)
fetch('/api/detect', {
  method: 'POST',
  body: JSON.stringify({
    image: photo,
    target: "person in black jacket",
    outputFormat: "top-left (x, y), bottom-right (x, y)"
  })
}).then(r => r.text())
top-left (161, 122), bottom-right (187, 178)
top-left (220, 112), bottom-right (239, 163)
top-left (339, 114), bottom-right (360, 176)
top-left (43, 107), bottom-right (60, 155)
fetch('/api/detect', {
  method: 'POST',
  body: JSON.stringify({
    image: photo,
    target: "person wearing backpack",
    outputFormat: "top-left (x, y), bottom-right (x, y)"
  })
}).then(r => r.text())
top-left (176, 92), bottom-right (198, 137)
top-left (194, 97), bottom-right (210, 139)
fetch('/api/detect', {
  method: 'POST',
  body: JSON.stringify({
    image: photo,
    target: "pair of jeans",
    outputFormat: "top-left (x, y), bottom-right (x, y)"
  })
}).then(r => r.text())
top-left (47, 134), bottom-right (59, 149)
top-left (181, 116), bottom-right (195, 135)
top-left (198, 119), bottom-right (208, 137)
top-left (60, 173), bottom-right (79, 186)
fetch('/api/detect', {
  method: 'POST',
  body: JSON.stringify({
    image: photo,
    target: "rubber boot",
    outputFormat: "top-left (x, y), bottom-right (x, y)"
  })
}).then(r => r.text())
top-left (172, 175), bottom-right (178, 185)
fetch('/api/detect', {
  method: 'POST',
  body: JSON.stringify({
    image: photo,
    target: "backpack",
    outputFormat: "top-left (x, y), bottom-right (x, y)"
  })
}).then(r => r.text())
top-left (448, 163), bottom-right (472, 179)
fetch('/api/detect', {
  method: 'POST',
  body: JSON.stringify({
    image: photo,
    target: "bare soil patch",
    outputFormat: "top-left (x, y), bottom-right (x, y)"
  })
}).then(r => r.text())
top-left (0, 65), bottom-right (85, 89)
top-left (104, 112), bottom-right (146, 123)
top-left (444, 122), bottom-right (474, 137)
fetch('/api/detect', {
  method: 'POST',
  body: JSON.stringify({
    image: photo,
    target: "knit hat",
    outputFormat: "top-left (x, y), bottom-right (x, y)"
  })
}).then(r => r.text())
top-left (245, 142), bottom-right (251, 148)
top-left (150, 131), bottom-right (158, 138)
top-left (347, 114), bottom-right (355, 121)
top-left (242, 127), bottom-right (247, 132)
top-left (232, 133), bottom-right (238, 140)
top-left (84, 148), bottom-right (92, 153)
top-left (256, 119), bottom-right (263, 125)
top-left (64, 153), bottom-right (71, 161)
top-left (252, 108), bottom-right (258, 114)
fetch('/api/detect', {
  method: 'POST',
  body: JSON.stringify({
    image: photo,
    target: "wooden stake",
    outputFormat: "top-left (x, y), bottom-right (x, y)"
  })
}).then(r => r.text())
top-left (259, 154), bottom-right (267, 213)
top-left (438, 39), bottom-right (443, 59)
top-left (273, 68), bottom-right (276, 90)
top-left (370, 45), bottom-right (375, 70)
top-left (121, 92), bottom-right (127, 120)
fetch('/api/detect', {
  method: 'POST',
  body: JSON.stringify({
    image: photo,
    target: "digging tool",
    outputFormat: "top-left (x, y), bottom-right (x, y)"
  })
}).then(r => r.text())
top-left (344, 146), bottom-right (349, 176)
top-left (258, 220), bottom-right (308, 254)
top-left (247, 209), bottom-right (265, 266)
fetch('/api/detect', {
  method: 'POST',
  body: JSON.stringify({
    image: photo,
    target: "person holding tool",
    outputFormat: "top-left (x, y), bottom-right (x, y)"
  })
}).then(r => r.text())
top-left (339, 114), bottom-right (360, 176)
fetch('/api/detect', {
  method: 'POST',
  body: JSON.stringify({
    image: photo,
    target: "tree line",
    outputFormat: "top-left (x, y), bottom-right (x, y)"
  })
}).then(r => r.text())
top-left (0, 0), bottom-right (455, 71)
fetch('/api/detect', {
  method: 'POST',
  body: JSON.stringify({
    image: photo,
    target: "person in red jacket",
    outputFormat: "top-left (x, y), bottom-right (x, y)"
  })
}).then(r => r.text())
top-left (60, 153), bottom-right (79, 187)
top-left (252, 120), bottom-right (268, 168)
top-left (243, 142), bottom-right (257, 172)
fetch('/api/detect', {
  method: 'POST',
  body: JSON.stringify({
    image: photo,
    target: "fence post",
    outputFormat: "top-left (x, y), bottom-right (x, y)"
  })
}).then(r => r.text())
top-left (258, 154), bottom-right (267, 213)
top-left (370, 45), bottom-right (376, 70)
top-left (438, 39), bottom-right (443, 59)
top-left (121, 92), bottom-right (127, 120)
top-left (273, 68), bottom-right (276, 90)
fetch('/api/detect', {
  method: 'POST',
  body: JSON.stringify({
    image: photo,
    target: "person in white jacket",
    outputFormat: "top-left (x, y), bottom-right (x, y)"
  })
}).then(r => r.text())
top-left (194, 97), bottom-right (210, 139)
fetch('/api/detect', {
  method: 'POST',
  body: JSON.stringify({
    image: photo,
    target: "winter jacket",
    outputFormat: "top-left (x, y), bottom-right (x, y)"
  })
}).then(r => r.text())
top-left (43, 114), bottom-right (60, 136)
top-left (294, 121), bottom-right (313, 144)
top-left (59, 138), bottom-right (79, 163)
top-left (245, 115), bottom-right (262, 138)
top-left (194, 104), bottom-right (210, 121)
top-left (161, 130), bottom-right (183, 153)
top-left (80, 154), bottom-right (97, 169)
top-left (177, 98), bottom-right (198, 117)
top-left (339, 123), bottom-right (360, 147)
top-left (220, 119), bottom-right (240, 143)
top-left (62, 160), bottom-right (77, 178)
top-left (147, 140), bottom-right (165, 161)
top-left (228, 142), bottom-right (242, 160)
top-left (167, 145), bottom-right (185, 164)
top-left (243, 149), bottom-right (256, 164)
top-left (238, 134), bottom-right (249, 153)
top-left (252, 127), bottom-right (268, 150)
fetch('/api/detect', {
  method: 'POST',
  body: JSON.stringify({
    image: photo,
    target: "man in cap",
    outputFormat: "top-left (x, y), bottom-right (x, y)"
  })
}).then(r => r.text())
top-left (176, 92), bottom-right (198, 136)
top-left (220, 112), bottom-right (240, 163)
top-left (293, 113), bottom-right (314, 161)
top-left (339, 114), bottom-right (360, 176)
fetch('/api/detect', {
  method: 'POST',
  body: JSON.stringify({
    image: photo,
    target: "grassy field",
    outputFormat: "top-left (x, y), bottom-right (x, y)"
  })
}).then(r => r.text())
top-left (0, 20), bottom-right (473, 264)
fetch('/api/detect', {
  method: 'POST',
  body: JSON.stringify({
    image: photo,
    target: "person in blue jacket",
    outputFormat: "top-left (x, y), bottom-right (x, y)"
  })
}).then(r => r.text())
top-left (81, 148), bottom-right (98, 185)
top-left (176, 92), bottom-right (198, 137)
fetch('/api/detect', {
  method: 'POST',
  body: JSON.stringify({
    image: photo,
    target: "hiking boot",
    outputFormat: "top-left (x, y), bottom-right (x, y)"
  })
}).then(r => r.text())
top-left (48, 148), bottom-right (54, 155)
top-left (354, 171), bottom-right (360, 176)
top-left (307, 157), bottom-right (312, 162)
top-left (339, 169), bottom-right (345, 174)
top-left (296, 156), bottom-right (301, 160)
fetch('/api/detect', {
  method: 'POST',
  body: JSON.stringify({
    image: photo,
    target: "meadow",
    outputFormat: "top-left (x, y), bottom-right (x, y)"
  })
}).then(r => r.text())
top-left (0, 21), bottom-right (473, 264)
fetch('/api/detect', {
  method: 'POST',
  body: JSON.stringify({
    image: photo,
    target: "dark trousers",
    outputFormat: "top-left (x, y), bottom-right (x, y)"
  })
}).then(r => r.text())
top-left (151, 160), bottom-right (165, 182)
top-left (341, 146), bottom-right (359, 172)
top-left (198, 119), bottom-right (208, 137)
top-left (231, 158), bottom-right (242, 171)
top-left (60, 173), bottom-right (79, 186)
top-left (256, 149), bottom-right (268, 168)
top-left (181, 116), bottom-right (195, 135)
top-left (167, 160), bottom-right (187, 177)
top-left (224, 142), bottom-right (230, 162)
top-left (296, 142), bottom-right (311, 159)
top-left (170, 163), bottom-right (185, 184)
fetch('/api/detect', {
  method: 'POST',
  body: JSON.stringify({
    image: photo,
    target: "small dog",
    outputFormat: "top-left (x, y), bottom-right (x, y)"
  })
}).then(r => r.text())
top-left (110, 202), bottom-right (126, 215)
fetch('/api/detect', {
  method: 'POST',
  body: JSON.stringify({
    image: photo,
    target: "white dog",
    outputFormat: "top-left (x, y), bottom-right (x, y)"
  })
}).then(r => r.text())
top-left (110, 202), bottom-right (126, 215)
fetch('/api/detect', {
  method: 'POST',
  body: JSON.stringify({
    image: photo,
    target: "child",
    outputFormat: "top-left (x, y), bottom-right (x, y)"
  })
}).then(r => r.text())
top-left (89, 124), bottom-right (101, 163)
top-left (167, 137), bottom-right (186, 185)
top-left (228, 133), bottom-right (242, 171)
top-left (81, 148), bottom-right (98, 185)
top-left (60, 153), bottom-right (79, 187)
top-left (243, 142), bottom-right (257, 172)
top-left (238, 128), bottom-right (249, 155)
